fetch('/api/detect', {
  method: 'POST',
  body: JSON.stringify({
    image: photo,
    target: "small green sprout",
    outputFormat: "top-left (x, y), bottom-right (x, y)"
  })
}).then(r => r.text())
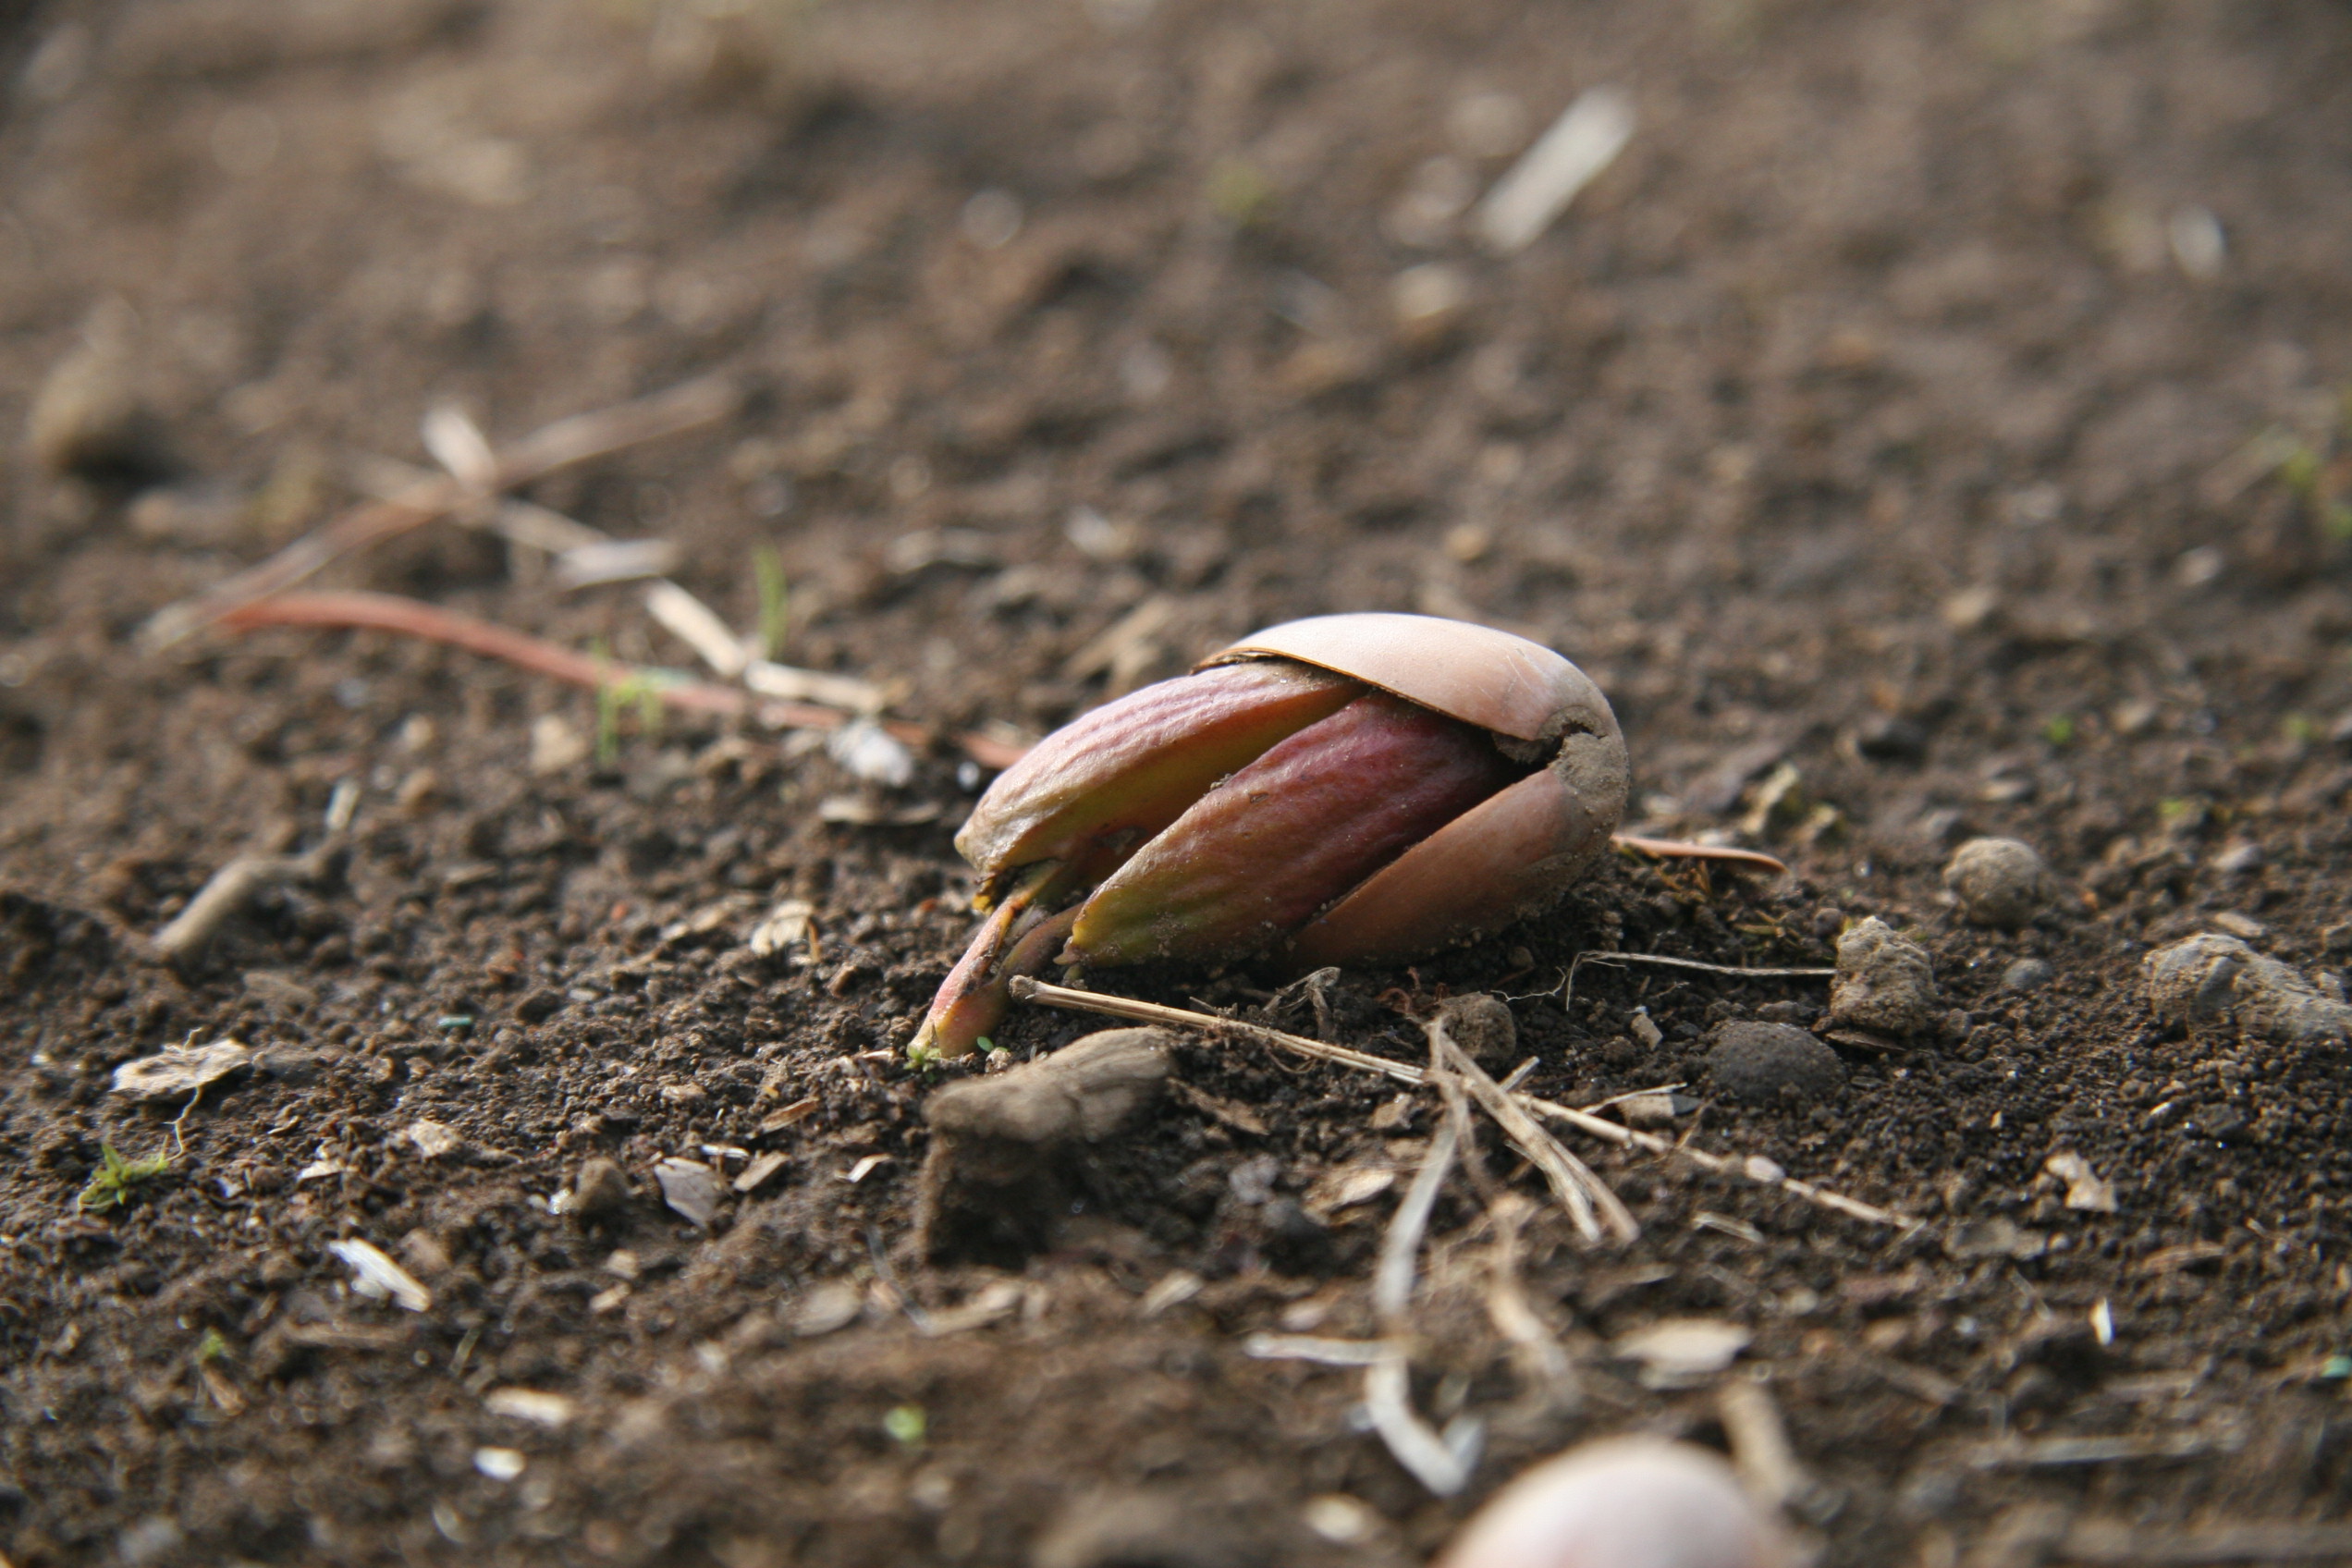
top-left (753, 545), bottom-right (790, 660)
top-left (594, 655), bottom-right (668, 768)
top-left (78, 1144), bottom-right (171, 1213)
top-left (2284, 714), bottom-right (2321, 747)
top-left (2281, 444), bottom-right (2323, 501)
top-left (195, 1329), bottom-right (229, 1363)
top-left (1207, 158), bottom-right (1275, 227)
top-left (2041, 715), bottom-right (2076, 747)
top-left (883, 1404), bottom-right (927, 1448)
top-left (904, 1040), bottom-right (945, 1072)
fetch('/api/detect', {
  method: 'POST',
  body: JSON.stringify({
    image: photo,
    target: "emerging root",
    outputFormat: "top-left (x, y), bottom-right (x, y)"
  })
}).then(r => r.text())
top-left (909, 864), bottom-right (1084, 1059)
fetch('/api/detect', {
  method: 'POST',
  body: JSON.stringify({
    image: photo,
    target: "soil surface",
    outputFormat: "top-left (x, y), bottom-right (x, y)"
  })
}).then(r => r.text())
top-left (5, 1), bottom-right (2352, 1564)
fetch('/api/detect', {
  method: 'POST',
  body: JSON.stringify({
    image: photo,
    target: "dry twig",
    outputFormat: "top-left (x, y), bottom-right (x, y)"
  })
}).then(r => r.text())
top-left (216, 590), bottom-right (1022, 766)
top-left (1611, 834), bottom-right (1790, 876)
top-left (1009, 977), bottom-right (1919, 1231)
top-left (1554, 949), bottom-right (1835, 1015)
top-left (1429, 1011), bottom-right (1635, 1245)
top-left (141, 377), bottom-right (738, 649)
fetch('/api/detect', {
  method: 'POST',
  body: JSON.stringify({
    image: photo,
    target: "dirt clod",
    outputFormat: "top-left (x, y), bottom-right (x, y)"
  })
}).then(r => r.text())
top-left (570, 1157), bottom-right (632, 1220)
top-left (919, 1027), bottom-right (1172, 1262)
top-left (1704, 1022), bottom-right (1846, 1106)
top-left (1437, 992), bottom-right (1517, 1067)
top-left (2144, 934), bottom-right (2352, 1051)
top-left (1942, 838), bottom-right (2052, 929)
top-left (1829, 916), bottom-right (1940, 1037)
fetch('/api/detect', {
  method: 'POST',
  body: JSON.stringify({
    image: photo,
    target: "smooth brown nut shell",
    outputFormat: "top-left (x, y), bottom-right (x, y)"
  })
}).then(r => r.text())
top-left (1205, 611), bottom-right (1619, 749)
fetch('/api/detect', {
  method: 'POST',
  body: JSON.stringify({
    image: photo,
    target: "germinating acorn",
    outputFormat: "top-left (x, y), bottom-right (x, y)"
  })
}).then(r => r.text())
top-left (911, 613), bottom-right (1628, 1058)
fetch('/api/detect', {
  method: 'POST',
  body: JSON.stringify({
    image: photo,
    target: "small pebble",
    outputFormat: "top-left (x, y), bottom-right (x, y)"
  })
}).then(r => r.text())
top-left (1830, 916), bottom-right (1940, 1036)
top-left (1942, 837), bottom-right (2050, 928)
top-left (1704, 1021), bottom-right (1845, 1105)
top-left (2211, 840), bottom-right (2264, 876)
top-left (570, 1157), bottom-right (632, 1220)
top-left (27, 316), bottom-right (166, 481)
top-left (1618, 1092), bottom-right (1697, 1129)
top-left (2001, 958), bottom-right (2056, 993)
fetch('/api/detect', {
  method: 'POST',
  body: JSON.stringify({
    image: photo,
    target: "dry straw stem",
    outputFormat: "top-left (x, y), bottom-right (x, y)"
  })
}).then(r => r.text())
top-left (1008, 977), bottom-right (1919, 1231)
top-left (1482, 1194), bottom-right (1579, 1405)
top-left (141, 376), bottom-right (738, 650)
top-left (1429, 1011), bottom-right (1635, 1244)
top-left (1366, 1110), bottom-right (1476, 1495)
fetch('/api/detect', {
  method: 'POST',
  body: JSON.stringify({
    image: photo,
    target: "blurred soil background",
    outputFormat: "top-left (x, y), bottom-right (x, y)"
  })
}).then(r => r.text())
top-left (3, 0), bottom-right (2352, 1563)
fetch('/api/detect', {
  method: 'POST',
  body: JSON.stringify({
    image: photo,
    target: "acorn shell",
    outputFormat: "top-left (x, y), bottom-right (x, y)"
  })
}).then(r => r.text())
top-left (1206, 613), bottom-right (1629, 966)
top-left (1203, 611), bottom-right (1618, 749)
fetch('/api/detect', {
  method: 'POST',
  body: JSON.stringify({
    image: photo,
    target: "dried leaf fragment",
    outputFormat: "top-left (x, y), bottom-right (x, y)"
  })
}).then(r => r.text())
top-left (111, 1038), bottom-right (252, 1099)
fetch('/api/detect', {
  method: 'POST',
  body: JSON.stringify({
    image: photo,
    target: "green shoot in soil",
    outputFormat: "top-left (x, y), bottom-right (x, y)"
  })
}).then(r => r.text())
top-left (753, 545), bottom-right (790, 660)
top-left (78, 1143), bottom-right (170, 1213)
top-left (594, 647), bottom-right (667, 768)
top-left (883, 1404), bottom-right (927, 1448)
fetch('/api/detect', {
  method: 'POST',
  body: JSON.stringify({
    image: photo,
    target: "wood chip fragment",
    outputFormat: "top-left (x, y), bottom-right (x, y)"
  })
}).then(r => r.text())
top-left (405, 1121), bottom-right (460, 1159)
top-left (653, 1158), bottom-right (722, 1227)
top-left (327, 1238), bottom-right (433, 1313)
top-left (2137, 1242), bottom-right (2227, 1275)
top-left (484, 1389), bottom-right (576, 1428)
top-left (2046, 1151), bottom-right (2118, 1212)
top-left (731, 1151), bottom-right (788, 1194)
top-left (758, 1096), bottom-right (821, 1133)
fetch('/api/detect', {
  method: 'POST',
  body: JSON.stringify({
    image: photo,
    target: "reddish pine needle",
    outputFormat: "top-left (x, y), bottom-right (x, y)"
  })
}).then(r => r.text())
top-left (217, 590), bottom-right (1018, 765)
top-left (1611, 832), bottom-right (1789, 876)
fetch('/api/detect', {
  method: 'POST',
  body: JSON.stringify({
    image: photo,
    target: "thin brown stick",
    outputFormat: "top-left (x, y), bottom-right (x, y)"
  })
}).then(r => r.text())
top-left (1573, 950), bottom-right (1835, 982)
top-left (1518, 1092), bottom-right (1921, 1231)
top-left (1009, 978), bottom-right (1920, 1231)
top-left (216, 591), bottom-right (1027, 764)
top-left (1611, 834), bottom-right (1790, 876)
top-left (1553, 949), bottom-right (1835, 1014)
top-left (139, 377), bottom-right (737, 650)
top-left (1007, 977), bottom-right (1424, 1084)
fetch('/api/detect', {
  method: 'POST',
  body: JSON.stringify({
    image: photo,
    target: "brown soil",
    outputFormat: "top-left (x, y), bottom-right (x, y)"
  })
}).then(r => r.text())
top-left (5, 1), bottom-right (2352, 1564)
